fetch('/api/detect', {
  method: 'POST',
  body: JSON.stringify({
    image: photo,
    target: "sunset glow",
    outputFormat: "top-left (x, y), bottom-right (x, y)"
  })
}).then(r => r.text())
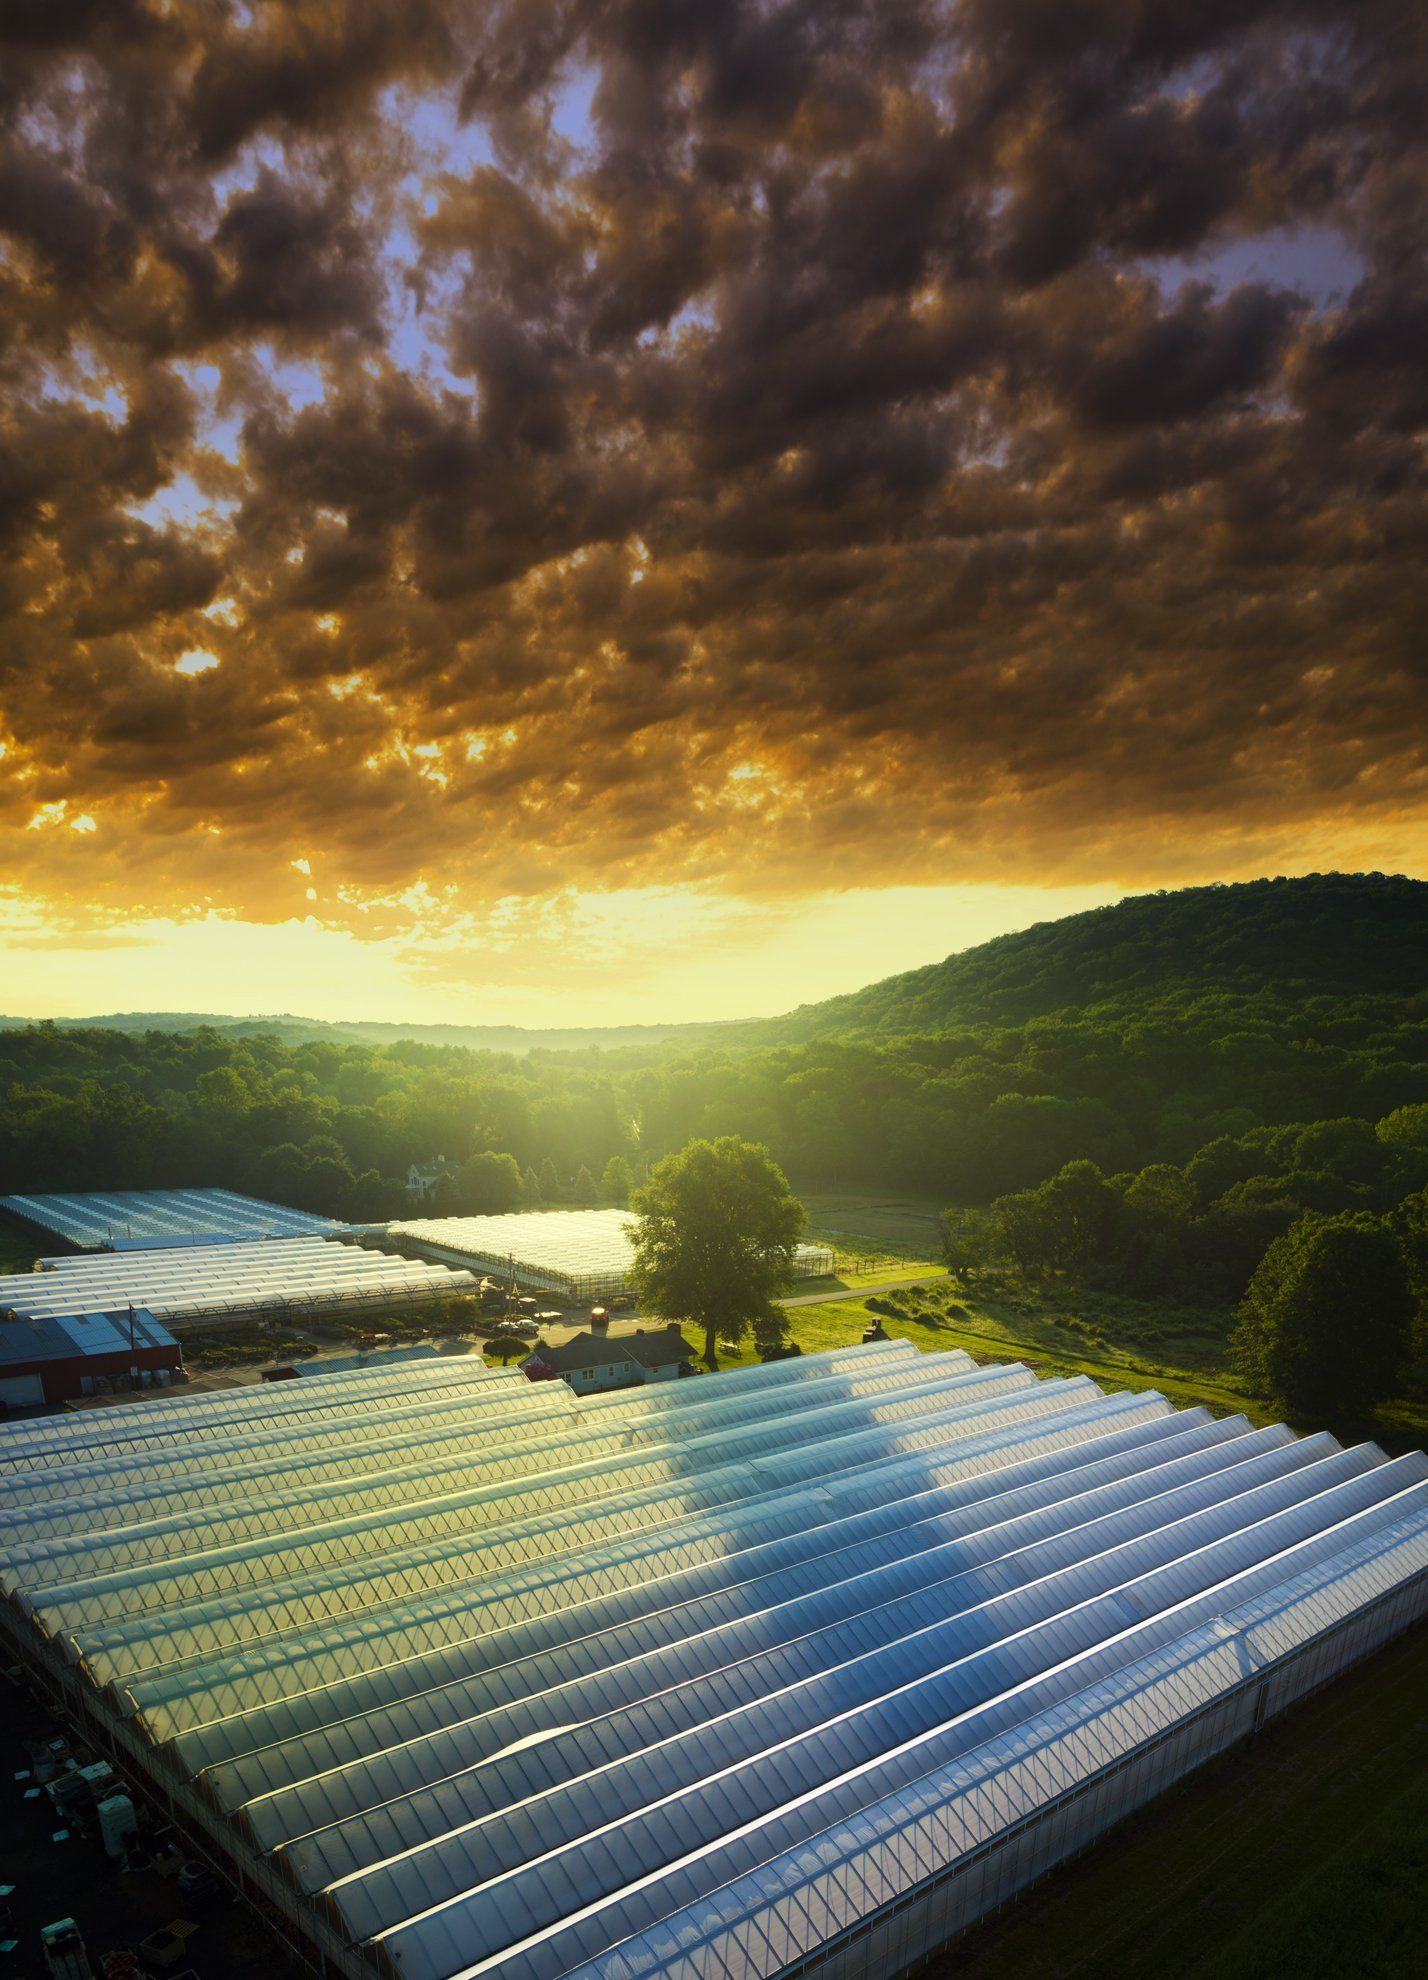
top-left (2, 4), bottom-right (1424, 1022)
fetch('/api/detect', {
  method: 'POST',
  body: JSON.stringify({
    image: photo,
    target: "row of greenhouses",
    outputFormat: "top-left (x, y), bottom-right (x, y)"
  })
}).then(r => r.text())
top-left (391, 1206), bottom-right (835, 1300)
top-left (1, 1344), bottom-right (1424, 1980)
top-left (0, 1187), bottom-right (343, 1249)
top-left (0, 1236), bottom-right (477, 1332)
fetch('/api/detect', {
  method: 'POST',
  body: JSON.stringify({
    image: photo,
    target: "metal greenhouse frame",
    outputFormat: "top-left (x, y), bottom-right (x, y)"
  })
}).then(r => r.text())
top-left (0, 1343), bottom-right (1423, 1980)
top-left (0, 1236), bottom-right (478, 1333)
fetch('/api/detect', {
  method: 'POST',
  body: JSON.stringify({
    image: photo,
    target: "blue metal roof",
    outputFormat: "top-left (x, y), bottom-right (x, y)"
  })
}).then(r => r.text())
top-left (0, 1307), bottom-right (178, 1367)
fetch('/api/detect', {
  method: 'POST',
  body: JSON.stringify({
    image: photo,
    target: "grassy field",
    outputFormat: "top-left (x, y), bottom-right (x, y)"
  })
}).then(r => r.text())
top-left (927, 1620), bottom-right (1428, 1980)
top-left (722, 1261), bottom-right (1428, 1453)
top-left (797, 1188), bottom-right (948, 1256)
top-left (789, 1259), bottom-right (944, 1296)
top-left (782, 1188), bottom-right (1425, 1449)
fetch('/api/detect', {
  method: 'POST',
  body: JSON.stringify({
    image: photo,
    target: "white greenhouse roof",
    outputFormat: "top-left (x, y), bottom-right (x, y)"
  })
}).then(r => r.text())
top-left (0, 1187), bottom-right (343, 1249)
top-left (0, 1237), bottom-right (477, 1331)
top-left (390, 1207), bottom-right (834, 1296)
top-left (0, 1344), bottom-right (1423, 1980)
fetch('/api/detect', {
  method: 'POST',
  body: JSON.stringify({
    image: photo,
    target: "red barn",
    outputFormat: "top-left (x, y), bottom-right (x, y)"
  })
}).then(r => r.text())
top-left (0, 1308), bottom-right (182, 1412)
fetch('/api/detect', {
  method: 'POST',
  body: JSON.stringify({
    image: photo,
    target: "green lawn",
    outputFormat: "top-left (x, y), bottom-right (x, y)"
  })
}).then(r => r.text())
top-left (716, 1270), bottom-right (1428, 1454)
top-left (927, 1621), bottom-right (1428, 1980)
top-left (797, 1188), bottom-right (948, 1256)
top-left (785, 1190), bottom-right (1427, 1450)
top-left (788, 1260), bottom-right (945, 1297)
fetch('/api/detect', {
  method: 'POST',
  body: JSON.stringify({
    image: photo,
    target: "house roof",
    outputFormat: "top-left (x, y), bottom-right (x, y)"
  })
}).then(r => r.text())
top-left (0, 1307), bottom-right (179, 1369)
top-left (525, 1325), bottom-right (695, 1376)
top-left (525, 1332), bottom-right (643, 1375)
top-left (626, 1325), bottom-right (697, 1369)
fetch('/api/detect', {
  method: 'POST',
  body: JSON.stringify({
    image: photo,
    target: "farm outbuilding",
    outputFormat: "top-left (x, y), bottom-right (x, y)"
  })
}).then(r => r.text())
top-left (0, 1237), bottom-right (477, 1334)
top-left (522, 1323), bottom-right (697, 1392)
top-left (0, 1342), bottom-right (1424, 1980)
top-left (0, 1187), bottom-right (344, 1250)
top-left (391, 1206), bottom-right (835, 1302)
top-left (0, 1307), bottom-right (181, 1410)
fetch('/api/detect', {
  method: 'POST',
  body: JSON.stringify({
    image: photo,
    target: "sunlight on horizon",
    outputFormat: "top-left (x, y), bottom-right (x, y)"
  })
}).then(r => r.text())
top-left (0, 882), bottom-right (1127, 1029)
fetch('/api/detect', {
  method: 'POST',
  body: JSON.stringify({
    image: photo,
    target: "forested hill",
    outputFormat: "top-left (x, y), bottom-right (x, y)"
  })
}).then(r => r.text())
top-left (1, 874), bottom-right (1422, 1055)
top-left (762, 874), bottom-right (1428, 1039)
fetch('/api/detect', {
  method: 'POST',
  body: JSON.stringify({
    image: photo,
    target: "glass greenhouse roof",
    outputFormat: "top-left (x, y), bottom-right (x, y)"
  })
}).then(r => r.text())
top-left (0, 1236), bottom-right (477, 1331)
top-left (0, 1341), bottom-right (1422, 1980)
top-left (0, 1187), bottom-right (344, 1248)
top-left (389, 1208), bottom-right (835, 1297)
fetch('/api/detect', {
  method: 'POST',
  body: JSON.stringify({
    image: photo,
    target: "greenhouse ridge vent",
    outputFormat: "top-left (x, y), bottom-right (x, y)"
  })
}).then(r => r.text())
top-left (1, 1341), bottom-right (1424, 1980)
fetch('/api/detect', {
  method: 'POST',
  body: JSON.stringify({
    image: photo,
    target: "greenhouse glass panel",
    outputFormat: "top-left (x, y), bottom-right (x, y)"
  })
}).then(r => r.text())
top-left (0, 1345), bottom-right (1421, 1980)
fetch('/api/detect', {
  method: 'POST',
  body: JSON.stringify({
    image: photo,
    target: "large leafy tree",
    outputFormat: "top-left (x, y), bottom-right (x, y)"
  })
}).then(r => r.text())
top-left (628, 1137), bottom-right (805, 1368)
top-left (1231, 1213), bottom-right (1413, 1420)
top-left (484, 1328), bottom-right (533, 1367)
top-left (990, 1160), bottom-right (1122, 1276)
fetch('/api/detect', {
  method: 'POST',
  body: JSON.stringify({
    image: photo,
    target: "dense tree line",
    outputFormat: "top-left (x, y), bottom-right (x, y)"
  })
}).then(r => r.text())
top-left (0, 1025), bottom-right (640, 1222)
top-left (954, 1109), bottom-right (1428, 1416)
top-left (635, 990), bottom-right (1428, 1201)
top-left (964, 1107), bottom-right (1428, 1296)
top-left (2, 978), bottom-right (1426, 1228)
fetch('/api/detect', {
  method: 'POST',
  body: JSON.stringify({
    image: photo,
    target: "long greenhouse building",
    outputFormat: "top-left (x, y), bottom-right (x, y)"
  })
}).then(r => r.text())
top-left (390, 1207), bottom-right (835, 1301)
top-left (0, 1237), bottom-right (477, 1333)
top-left (0, 1343), bottom-right (1424, 1980)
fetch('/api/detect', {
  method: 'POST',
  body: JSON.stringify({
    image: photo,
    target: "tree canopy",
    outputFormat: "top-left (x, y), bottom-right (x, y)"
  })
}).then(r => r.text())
top-left (1231, 1214), bottom-right (1414, 1419)
top-left (628, 1137), bottom-right (805, 1368)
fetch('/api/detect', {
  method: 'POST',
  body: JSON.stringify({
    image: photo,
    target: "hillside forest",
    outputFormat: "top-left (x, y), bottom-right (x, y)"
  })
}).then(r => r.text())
top-left (1, 875), bottom-right (1425, 1414)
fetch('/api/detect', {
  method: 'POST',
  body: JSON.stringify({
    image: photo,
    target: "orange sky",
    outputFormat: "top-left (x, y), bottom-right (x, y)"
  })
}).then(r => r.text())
top-left (2, 4), bottom-right (1424, 1024)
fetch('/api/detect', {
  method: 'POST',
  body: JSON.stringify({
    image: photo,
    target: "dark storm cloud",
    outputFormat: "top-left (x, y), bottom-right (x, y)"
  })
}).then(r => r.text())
top-left (0, 0), bottom-right (1424, 928)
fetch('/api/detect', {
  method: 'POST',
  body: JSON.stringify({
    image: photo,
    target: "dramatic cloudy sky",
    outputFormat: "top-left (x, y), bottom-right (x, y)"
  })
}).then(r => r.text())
top-left (1, 2), bottom-right (1424, 1022)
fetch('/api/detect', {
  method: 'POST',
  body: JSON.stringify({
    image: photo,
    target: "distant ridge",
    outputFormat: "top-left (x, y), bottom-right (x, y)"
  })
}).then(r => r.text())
top-left (0, 1009), bottom-right (735, 1055)
top-left (1, 874), bottom-right (1421, 1053)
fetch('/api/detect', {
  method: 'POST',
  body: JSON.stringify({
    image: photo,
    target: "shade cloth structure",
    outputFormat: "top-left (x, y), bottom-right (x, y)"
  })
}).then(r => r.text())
top-left (0, 1237), bottom-right (477, 1333)
top-left (0, 1342), bottom-right (1423, 1980)
top-left (0, 1188), bottom-right (343, 1249)
top-left (389, 1208), bottom-right (835, 1302)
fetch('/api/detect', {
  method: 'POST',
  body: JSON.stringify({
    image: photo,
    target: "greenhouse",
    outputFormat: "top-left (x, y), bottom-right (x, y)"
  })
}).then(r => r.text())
top-left (0, 1348), bottom-right (1424, 1979)
top-left (0, 1236), bottom-right (477, 1332)
top-left (0, 1186), bottom-right (344, 1249)
top-left (391, 1207), bottom-right (836, 1301)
